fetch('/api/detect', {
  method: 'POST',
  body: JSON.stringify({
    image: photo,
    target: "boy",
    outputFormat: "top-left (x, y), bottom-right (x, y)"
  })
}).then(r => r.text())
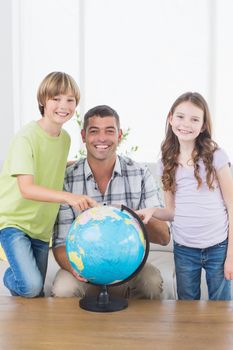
top-left (0, 72), bottom-right (96, 297)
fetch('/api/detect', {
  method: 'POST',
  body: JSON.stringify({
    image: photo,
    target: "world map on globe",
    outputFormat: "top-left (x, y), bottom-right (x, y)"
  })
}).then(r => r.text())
top-left (66, 205), bottom-right (146, 285)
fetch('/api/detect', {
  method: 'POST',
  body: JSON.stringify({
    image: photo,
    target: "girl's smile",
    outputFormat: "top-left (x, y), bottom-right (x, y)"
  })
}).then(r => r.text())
top-left (169, 101), bottom-right (204, 143)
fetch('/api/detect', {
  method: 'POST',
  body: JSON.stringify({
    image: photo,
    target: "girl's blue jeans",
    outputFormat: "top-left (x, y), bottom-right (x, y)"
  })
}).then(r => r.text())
top-left (0, 227), bottom-right (49, 297)
top-left (174, 239), bottom-right (231, 300)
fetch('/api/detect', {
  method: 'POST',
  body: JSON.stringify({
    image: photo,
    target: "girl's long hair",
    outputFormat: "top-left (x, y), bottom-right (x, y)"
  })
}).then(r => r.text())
top-left (161, 92), bottom-right (218, 193)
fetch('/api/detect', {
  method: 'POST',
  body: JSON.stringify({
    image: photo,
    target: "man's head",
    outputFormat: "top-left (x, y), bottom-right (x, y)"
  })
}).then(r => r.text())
top-left (83, 105), bottom-right (120, 130)
top-left (37, 72), bottom-right (80, 116)
top-left (81, 105), bottom-right (122, 162)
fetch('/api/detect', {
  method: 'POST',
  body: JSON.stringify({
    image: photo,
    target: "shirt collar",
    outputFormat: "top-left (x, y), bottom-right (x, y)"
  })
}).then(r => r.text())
top-left (84, 156), bottom-right (122, 180)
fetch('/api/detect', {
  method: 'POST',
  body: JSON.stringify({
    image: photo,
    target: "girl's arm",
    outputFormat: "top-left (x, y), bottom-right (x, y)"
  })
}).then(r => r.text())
top-left (136, 191), bottom-right (175, 224)
top-left (217, 164), bottom-right (233, 280)
top-left (17, 174), bottom-right (97, 211)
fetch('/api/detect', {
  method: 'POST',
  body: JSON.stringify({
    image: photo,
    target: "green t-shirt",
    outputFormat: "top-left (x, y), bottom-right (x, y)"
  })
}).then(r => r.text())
top-left (0, 121), bottom-right (71, 242)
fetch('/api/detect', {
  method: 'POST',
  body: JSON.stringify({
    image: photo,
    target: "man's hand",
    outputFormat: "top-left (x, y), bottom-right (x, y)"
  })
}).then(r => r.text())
top-left (71, 268), bottom-right (88, 282)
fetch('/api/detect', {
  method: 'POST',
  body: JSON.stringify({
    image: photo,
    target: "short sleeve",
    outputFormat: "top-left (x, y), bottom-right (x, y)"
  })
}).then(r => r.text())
top-left (156, 159), bottom-right (163, 177)
top-left (140, 166), bottom-right (164, 209)
top-left (8, 136), bottom-right (34, 176)
top-left (52, 204), bottom-right (76, 247)
top-left (213, 148), bottom-right (230, 171)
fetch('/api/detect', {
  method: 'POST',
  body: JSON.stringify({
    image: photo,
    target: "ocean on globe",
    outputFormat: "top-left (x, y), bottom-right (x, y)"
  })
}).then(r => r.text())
top-left (66, 205), bottom-right (146, 285)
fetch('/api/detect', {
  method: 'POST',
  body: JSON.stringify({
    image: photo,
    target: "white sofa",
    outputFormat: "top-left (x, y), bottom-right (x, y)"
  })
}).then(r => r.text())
top-left (0, 162), bottom-right (231, 299)
top-left (0, 236), bottom-right (178, 298)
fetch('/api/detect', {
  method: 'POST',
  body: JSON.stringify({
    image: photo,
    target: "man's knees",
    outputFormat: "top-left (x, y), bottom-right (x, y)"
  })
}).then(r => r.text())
top-left (128, 263), bottom-right (163, 299)
top-left (51, 269), bottom-right (85, 297)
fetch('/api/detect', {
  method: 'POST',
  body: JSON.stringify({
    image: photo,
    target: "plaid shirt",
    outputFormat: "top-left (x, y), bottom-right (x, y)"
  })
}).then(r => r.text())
top-left (53, 156), bottom-right (163, 247)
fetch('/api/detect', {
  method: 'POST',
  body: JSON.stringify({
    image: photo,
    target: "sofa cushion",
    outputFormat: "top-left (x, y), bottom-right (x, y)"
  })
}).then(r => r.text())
top-left (150, 239), bottom-right (173, 253)
top-left (148, 250), bottom-right (176, 300)
top-left (0, 245), bottom-right (7, 261)
top-left (0, 260), bottom-right (10, 295)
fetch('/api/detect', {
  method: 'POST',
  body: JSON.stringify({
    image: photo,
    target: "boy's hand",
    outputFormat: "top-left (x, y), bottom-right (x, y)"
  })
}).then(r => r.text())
top-left (65, 193), bottom-right (97, 211)
top-left (66, 160), bottom-right (76, 167)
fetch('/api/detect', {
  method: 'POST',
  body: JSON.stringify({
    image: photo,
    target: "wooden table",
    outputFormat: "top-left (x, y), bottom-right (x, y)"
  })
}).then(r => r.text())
top-left (0, 297), bottom-right (233, 350)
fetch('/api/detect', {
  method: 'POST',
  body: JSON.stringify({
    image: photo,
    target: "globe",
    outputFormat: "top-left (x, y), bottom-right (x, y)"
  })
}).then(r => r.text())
top-left (66, 205), bottom-right (148, 286)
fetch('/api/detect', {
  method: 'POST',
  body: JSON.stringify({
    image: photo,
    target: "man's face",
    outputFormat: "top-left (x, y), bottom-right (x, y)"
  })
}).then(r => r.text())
top-left (81, 116), bottom-right (122, 162)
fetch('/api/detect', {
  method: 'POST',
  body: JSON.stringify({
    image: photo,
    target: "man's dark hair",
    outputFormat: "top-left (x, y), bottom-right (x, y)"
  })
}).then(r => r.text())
top-left (83, 105), bottom-right (120, 130)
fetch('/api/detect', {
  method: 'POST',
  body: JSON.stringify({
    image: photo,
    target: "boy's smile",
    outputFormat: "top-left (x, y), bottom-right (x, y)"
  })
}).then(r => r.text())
top-left (40, 93), bottom-right (76, 136)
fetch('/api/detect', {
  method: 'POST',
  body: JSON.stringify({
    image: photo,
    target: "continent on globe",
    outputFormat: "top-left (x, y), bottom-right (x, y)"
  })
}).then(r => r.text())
top-left (66, 205), bottom-right (147, 285)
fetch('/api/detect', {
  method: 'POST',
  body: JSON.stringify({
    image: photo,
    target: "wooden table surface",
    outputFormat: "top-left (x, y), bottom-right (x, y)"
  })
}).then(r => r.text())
top-left (0, 297), bottom-right (233, 350)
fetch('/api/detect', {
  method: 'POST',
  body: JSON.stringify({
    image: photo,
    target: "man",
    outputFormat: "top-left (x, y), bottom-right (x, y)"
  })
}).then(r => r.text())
top-left (52, 105), bottom-right (170, 299)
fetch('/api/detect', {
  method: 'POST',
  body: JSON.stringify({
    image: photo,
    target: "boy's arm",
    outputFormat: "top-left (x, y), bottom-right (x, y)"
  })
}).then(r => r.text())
top-left (17, 174), bottom-right (96, 211)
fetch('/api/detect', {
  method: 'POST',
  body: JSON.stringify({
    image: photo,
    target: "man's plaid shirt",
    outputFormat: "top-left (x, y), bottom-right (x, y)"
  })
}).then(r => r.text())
top-left (53, 156), bottom-right (163, 247)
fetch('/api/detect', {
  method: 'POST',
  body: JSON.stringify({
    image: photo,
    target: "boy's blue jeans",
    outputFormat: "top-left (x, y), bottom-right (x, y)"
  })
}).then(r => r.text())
top-left (174, 239), bottom-right (231, 300)
top-left (0, 227), bottom-right (49, 297)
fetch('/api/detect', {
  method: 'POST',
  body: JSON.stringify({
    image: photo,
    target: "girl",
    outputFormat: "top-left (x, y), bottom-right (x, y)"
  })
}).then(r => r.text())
top-left (137, 92), bottom-right (233, 300)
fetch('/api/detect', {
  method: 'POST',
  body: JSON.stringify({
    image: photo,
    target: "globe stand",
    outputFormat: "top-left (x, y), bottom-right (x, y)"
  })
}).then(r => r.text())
top-left (75, 205), bottom-right (149, 313)
top-left (79, 284), bottom-right (128, 312)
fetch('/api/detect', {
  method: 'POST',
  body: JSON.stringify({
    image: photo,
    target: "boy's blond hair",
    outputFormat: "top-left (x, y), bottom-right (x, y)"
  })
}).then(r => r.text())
top-left (37, 72), bottom-right (80, 116)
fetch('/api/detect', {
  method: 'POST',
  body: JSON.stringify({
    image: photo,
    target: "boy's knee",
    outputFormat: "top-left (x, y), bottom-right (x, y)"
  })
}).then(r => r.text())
top-left (19, 277), bottom-right (43, 298)
top-left (4, 268), bottom-right (43, 298)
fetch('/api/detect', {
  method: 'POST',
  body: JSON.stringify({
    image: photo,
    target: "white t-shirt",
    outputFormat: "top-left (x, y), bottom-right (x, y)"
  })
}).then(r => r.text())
top-left (159, 148), bottom-right (230, 248)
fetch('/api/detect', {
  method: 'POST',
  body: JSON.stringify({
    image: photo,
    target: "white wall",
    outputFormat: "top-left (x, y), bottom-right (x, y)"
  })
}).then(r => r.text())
top-left (1, 0), bottom-right (233, 162)
top-left (83, 0), bottom-right (211, 161)
top-left (11, 0), bottom-right (83, 159)
top-left (214, 0), bottom-right (233, 159)
top-left (0, 0), bottom-right (14, 159)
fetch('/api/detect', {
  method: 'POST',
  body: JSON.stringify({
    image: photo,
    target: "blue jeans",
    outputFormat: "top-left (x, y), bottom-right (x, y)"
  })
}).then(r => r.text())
top-left (0, 227), bottom-right (49, 297)
top-left (174, 239), bottom-right (231, 300)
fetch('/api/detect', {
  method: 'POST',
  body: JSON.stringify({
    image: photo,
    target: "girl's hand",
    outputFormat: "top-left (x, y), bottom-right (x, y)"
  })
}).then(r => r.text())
top-left (135, 207), bottom-right (156, 224)
top-left (65, 193), bottom-right (97, 211)
top-left (71, 268), bottom-right (88, 282)
top-left (224, 255), bottom-right (233, 280)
